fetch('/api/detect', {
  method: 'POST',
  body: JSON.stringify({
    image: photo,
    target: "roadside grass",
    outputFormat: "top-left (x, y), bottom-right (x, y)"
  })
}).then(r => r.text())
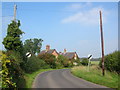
top-left (24, 68), bottom-right (54, 88)
top-left (71, 66), bottom-right (118, 88)
top-left (24, 67), bottom-right (71, 88)
top-left (91, 61), bottom-right (99, 65)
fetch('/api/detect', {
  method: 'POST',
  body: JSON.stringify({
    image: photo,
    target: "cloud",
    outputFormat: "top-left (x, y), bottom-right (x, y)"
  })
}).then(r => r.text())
top-left (61, 7), bottom-right (108, 25)
top-left (65, 2), bottom-right (92, 11)
top-left (66, 4), bottom-right (82, 11)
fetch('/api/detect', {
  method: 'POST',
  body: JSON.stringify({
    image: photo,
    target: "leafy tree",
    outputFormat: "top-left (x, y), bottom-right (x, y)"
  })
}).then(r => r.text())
top-left (2, 20), bottom-right (26, 88)
top-left (24, 38), bottom-right (43, 54)
top-left (2, 20), bottom-right (24, 52)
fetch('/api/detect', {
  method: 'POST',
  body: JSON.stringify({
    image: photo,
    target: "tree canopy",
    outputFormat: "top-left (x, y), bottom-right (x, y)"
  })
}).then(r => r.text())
top-left (2, 20), bottom-right (24, 51)
top-left (23, 38), bottom-right (43, 54)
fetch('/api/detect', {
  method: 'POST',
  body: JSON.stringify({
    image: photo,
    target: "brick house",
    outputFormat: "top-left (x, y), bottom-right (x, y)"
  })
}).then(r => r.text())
top-left (39, 45), bottom-right (59, 58)
top-left (61, 49), bottom-right (79, 60)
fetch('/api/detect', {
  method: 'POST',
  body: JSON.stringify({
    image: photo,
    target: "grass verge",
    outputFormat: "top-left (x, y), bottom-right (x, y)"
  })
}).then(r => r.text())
top-left (24, 68), bottom-right (55, 88)
top-left (71, 66), bottom-right (118, 88)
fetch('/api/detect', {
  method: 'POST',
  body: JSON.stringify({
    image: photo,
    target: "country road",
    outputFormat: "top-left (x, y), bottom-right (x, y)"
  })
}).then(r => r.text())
top-left (32, 69), bottom-right (108, 88)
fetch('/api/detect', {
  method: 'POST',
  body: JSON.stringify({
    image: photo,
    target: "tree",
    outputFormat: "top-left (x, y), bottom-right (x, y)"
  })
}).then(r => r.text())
top-left (24, 38), bottom-right (43, 55)
top-left (2, 20), bottom-right (24, 52)
top-left (2, 20), bottom-right (26, 88)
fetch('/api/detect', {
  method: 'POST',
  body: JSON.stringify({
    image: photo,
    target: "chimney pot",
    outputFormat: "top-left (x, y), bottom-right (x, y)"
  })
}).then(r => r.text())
top-left (64, 48), bottom-right (66, 54)
top-left (46, 45), bottom-right (50, 52)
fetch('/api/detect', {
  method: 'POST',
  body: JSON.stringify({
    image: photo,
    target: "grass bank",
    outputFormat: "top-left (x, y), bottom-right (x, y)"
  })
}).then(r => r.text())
top-left (24, 69), bottom-right (55, 88)
top-left (71, 66), bottom-right (118, 88)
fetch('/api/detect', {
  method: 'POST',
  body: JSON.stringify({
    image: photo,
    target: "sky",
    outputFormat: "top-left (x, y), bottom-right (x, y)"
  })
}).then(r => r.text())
top-left (1, 2), bottom-right (118, 58)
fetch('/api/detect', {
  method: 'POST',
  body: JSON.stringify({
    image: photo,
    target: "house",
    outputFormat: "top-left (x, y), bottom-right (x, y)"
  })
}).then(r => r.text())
top-left (39, 45), bottom-right (59, 58)
top-left (61, 49), bottom-right (79, 60)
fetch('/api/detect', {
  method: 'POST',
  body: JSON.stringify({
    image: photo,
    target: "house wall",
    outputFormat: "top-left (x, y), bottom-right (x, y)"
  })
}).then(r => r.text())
top-left (74, 53), bottom-right (78, 60)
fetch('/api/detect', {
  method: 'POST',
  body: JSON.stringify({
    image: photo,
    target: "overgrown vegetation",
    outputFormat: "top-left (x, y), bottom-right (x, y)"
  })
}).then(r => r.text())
top-left (38, 53), bottom-right (57, 69)
top-left (24, 55), bottom-right (50, 73)
top-left (99, 51), bottom-right (120, 74)
top-left (57, 55), bottom-right (73, 68)
top-left (2, 20), bottom-right (26, 88)
top-left (0, 52), bottom-right (16, 88)
top-left (81, 58), bottom-right (88, 66)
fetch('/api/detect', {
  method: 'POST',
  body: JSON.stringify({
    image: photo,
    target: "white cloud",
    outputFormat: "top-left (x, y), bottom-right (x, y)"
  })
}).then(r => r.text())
top-left (61, 7), bottom-right (108, 25)
top-left (67, 4), bottom-right (82, 11)
top-left (65, 2), bottom-right (92, 11)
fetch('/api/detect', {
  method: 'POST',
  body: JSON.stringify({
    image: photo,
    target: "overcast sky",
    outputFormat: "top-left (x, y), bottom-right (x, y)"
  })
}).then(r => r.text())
top-left (1, 2), bottom-right (118, 58)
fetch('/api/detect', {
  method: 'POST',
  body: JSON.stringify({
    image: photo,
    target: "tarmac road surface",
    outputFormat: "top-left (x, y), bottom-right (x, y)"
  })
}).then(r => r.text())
top-left (32, 69), bottom-right (108, 88)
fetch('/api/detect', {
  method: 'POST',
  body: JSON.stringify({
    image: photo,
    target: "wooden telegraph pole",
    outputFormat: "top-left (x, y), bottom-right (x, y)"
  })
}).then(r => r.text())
top-left (99, 10), bottom-right (105, 76)
top-left (13, 4), bottom-right (17, 21)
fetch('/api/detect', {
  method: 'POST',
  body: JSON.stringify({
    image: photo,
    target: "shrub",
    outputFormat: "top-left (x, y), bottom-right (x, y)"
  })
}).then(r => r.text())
top-left (57, 55), bottom-right (73, 67)
top-left (7, 51), bottom-right (26, 88)
top-left (24, 55), bottom-right (49, 73)
top-left (0, 52), bottom-right (16, 88)
top-left (38, 53), bottom-right (56, 69)
top-left (73, 58), bottom-right (81, 66)
top-left (81, 58), bottom-right (88, 66)
top-left (99, 51), bottom-right (120, 73)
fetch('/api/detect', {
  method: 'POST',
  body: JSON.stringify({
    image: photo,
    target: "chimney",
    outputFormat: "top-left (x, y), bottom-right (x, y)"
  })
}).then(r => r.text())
top-left (46, 45), bottom-right (50, 52)
top-left (64, 48), bottom-right (66, 54)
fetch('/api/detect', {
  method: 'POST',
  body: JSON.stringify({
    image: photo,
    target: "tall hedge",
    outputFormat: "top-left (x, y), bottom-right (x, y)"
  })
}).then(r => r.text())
top-left (99, 51), bottom-right (120, 73)
top-left (38, 53), bottom-right (56, 68)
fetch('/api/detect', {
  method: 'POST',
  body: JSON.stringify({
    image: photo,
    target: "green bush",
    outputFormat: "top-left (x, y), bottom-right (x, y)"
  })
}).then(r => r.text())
top-left (24, 55), bottom-right (49, 73)
top-left (0, 52), bottom-right (16, 88)
top-left (73, 58), bottom-right (81, 66)
top-left (57, 55), bottom-right (73, 67)
top-left (6, 51), bottom-right (26, 88)
top-left (99, 51), bottom-right (120, 73)
top-left (81, 58), bottom-right (88, 66)
top-left (38, 53), bottom-right (56, 69)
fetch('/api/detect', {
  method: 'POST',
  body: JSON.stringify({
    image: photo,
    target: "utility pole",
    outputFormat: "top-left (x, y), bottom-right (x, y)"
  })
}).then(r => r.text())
top-left (13, 4), bottom-right (17, 21)
top-left (99, 10), bottom-right (105, 76)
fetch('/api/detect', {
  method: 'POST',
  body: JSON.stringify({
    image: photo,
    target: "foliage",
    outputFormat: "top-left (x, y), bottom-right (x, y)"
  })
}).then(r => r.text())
top-left (6, 51), bottom-right (26, 88)
top-left (0, 52), bottom-right (16, 88)
top-left (57, 55), bottom-right (73, 67)
top-left (24, 38), bottom-right (43, 55)
top-left (24, 55), bottom-right (50, 73)
top-left (81, 58), bottom-right (88, 66)
top-left (73, 58), bottom-right (81, 66)
top-left (2, 20), bottom-right (26, 88)
top-left (38, 53), bottom-right (56, 68)
top-left (2, 20), bottom-right (24, 52)
top-left (99, 51), bottom-right (120, 73)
